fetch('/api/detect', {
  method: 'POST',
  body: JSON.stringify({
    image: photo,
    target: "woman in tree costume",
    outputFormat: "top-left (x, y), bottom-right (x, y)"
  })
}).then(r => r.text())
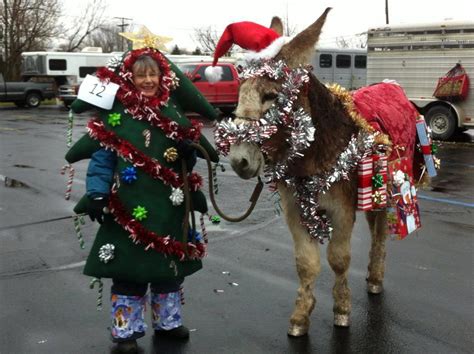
top-left (65, 47), bottom-right (219, 351)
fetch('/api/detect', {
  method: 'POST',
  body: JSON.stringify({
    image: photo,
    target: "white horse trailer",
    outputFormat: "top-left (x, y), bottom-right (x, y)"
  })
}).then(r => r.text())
top-left (21, 50), bottom-right (120, 86)
top-left (311, 48), bottom-right (367, 90)
top-left (21, 50), bottom-right (121, 107)
top-left (367, 21), bottom-right (474, 140)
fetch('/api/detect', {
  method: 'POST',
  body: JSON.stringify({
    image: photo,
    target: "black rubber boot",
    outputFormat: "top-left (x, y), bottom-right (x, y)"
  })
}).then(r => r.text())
top-left (115, 339), bottom-right (138, 353)
top-left (154, 325), bottom-right (190, 340)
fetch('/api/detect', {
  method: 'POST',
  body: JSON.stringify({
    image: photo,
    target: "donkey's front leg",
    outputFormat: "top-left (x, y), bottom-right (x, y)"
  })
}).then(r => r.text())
top-left (365, 210), bottom-right (388, 294)
top-left (279, 184), bottom-right (320, 337)
top-left (324, 191), bottom-right (356, 327)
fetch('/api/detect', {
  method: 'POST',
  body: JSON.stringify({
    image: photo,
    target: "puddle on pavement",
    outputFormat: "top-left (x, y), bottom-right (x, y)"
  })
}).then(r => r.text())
top-left (431, 186), bottom-right (448, 193)
top-left (13, 164), bottom-right (34, 169)
top-left (2, 176), bottom-right (31, 188)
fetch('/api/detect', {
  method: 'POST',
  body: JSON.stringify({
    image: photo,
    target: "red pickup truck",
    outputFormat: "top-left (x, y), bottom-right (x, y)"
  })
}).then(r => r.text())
top-left (177, 62), bottom-right (239, 115)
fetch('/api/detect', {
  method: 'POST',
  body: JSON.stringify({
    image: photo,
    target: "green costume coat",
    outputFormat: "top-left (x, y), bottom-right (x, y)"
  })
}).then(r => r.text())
top-left (66, 50), bottom-right (218, 284)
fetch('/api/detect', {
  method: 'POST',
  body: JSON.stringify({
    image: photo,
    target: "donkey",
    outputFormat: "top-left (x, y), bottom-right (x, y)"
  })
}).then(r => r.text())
top-left (218, 8), bottom-right (420, 337)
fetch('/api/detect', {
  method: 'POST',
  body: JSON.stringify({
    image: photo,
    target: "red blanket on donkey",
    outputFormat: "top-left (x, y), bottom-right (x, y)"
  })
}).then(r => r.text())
top-left (352, 83), bottom-right (419, 175)
top-left (352, 83), bottom-right (423, 238)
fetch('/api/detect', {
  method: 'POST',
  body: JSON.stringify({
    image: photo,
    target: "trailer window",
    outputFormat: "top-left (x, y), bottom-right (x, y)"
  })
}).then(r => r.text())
top-left (49, 59), bottom-right (67, 71)
top-left (336, 55), bottom-right (351, 68)
top-left (319, 54), bottom-right (332, 68)
top-left (354, 55), bottom-right (367, 68)
top-left (79, 66), bottom-right (99, 78)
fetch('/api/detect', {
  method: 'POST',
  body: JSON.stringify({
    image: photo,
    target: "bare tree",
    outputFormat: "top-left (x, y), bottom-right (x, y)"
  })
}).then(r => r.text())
top-left (282, 8), bottom-right (298, 36)
top-left (60, 0), bottom-right (107, 52)
top-left (0, 0), bottom-right (61, 80)
top-left (336, 33), bottom-right (367, 49)
top-left (192, 26), bottom-right (220, 54)
top-left (84, 23), bottom-right (123, 53)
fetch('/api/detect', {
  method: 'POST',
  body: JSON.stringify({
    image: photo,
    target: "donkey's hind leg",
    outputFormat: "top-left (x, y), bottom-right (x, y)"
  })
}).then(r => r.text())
top-left (279, 184), bottom-right (320, 337)
top-left (365, 210), bottom-right (388, 294)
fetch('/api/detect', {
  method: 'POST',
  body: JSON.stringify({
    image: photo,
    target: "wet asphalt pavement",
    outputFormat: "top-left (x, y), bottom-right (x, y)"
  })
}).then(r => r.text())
top-left (0, 106), bottom-right (473, 354)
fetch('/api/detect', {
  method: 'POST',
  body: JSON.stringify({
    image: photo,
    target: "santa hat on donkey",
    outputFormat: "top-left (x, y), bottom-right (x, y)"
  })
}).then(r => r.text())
top-left (204, 21), bottom-right (290, 83)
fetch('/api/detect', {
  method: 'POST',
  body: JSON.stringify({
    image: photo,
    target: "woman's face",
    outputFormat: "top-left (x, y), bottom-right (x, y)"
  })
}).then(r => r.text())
top-left (132, 67), bottom-right (160, 97)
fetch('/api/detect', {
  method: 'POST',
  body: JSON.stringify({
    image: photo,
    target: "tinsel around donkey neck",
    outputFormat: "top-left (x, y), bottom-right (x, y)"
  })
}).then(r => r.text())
top-left (215, 59), bottom-right (314, 158)
top-left (215, 59), bottom-right (376, 242)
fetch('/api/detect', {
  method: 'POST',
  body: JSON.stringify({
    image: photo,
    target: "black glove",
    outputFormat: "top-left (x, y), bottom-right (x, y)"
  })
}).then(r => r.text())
top-left (177, 139), bottom-right (197, 172)
top-left (87, 196), bottom-right (109, 224)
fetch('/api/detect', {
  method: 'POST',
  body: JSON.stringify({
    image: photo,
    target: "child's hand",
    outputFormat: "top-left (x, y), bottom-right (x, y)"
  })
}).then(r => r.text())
top-left (87, 196), bottom-right (109, 224)
top-left (177, 140), bottom-right (197, 172)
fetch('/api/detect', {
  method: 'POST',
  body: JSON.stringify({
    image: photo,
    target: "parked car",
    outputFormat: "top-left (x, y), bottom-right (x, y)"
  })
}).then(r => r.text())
top-left (58, 84), bottom-right (79, 108)
top-left (177, 62), bottom-right (240, 115)
top-left (0, 73), bottom-right (55, 108)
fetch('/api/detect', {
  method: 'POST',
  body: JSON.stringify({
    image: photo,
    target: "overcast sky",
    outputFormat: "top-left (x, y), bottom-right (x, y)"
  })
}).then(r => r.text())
top-left (62, 0), bottom-right (473, 51)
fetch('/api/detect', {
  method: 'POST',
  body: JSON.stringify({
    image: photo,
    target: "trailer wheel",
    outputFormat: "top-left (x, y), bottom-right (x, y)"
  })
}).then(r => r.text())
top-left (425, 105), bottom-right (457, 140)
top-left (25, 92), bottom-right (41, 108)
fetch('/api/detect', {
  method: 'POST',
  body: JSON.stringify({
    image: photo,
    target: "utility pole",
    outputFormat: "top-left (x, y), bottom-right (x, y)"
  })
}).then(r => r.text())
top-left (114, 17), bottom-right (132, 51)
top-left (385, 0), bottom-right (390, 24)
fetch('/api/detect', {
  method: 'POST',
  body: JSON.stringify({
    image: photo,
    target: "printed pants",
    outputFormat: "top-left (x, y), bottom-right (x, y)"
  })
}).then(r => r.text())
top-left (110, 279), bottom-right (183, 341)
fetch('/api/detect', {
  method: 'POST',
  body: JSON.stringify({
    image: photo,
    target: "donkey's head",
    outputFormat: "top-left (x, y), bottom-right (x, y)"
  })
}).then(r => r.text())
top-left (227, 8), bottom-right (331, 179)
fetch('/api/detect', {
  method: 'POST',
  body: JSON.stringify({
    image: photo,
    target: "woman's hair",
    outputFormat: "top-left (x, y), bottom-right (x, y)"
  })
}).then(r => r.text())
top-left (132, 55), bottom-right (160, 75)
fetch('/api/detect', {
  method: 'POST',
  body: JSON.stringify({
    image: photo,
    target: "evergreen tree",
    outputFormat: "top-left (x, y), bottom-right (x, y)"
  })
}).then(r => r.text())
top-left (192, 47), bottom-right (202, 55)
top-left (171, 45), bottom-right (182, 55)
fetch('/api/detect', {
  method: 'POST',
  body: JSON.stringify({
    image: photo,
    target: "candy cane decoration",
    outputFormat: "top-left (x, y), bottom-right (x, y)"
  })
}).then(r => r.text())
top-left (66, 109), bottom-right (74, 147)
top-left (89, 277), bottom-right (104, 311)
top-left (212, 162), bottom-right (226, 194)
top-left (60, 164), bottom-right (75, 200)
top-left (200, 213), bottom-right (208, 245)
top-left (179, 285), bottom-right (185, 305)
top-left (73, 215), bottom-right (85, 249)
top-left (142, 129), bottom-right (151, 147)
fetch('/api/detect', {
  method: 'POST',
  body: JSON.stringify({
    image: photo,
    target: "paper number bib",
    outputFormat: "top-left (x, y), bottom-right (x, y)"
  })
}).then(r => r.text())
top-left (77, 74), bottom-right (120, 109)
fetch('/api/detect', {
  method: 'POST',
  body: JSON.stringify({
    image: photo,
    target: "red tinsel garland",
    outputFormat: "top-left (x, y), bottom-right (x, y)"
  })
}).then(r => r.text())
top-left (87, 119), bottom-right (202, 191)
top-left (96, 48), bottom-right (202, 143)
top-left (109, 187), bottom-right (206, 260)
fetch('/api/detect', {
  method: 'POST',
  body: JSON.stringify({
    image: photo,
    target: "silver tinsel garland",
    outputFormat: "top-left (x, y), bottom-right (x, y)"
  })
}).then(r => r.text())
top-left (215, 59), bottom-right (375, 242)
top-left (265, 131), bottom-right (375, 242)
top-left (215, 59), bottom-right (314, 159)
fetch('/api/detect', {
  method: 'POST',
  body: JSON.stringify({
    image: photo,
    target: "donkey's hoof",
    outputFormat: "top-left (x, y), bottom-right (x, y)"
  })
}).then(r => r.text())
top-left (287, 324), bottom-right (308, 337)
top-left (334, 314), bottom-right (350, 327)
top-left (367, 282), bottom-right (383, 294)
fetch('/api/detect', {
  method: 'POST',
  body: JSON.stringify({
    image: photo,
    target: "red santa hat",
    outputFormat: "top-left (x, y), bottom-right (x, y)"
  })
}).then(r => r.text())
top-left (205, 21), bottom-right (289, 82)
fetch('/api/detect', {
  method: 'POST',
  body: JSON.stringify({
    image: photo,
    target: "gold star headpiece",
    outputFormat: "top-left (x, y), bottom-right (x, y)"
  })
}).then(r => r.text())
top-left (119, 25), bottom-right (173, 51)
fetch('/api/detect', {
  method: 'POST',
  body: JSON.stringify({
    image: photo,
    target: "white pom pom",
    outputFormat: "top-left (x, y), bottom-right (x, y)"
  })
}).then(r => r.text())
top-left (205, 66), bottom-right (223, 83)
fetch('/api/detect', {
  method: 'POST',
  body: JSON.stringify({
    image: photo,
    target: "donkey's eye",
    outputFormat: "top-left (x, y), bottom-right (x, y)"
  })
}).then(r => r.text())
top-left (262, 93), bottom-right (278, 103)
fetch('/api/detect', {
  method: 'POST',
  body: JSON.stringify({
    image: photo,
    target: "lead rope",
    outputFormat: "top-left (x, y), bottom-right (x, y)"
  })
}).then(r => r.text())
top-left (189, 143), bottom-right (264, 223)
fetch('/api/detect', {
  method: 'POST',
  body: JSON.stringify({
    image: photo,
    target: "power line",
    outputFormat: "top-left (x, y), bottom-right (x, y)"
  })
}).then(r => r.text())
top-left (114, 17), bottom-right (132, 51)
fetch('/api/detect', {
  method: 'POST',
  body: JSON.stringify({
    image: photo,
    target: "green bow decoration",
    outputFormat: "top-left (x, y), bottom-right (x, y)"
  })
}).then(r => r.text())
top-left (108, 113), bottom-right (122, 127)
top-left (372, 174), bottom-right (384, 188)
top-left (132, 205), bottom-right (148, 221)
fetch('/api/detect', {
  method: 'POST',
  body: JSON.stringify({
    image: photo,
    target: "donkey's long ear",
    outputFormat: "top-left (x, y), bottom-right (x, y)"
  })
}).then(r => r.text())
top-left (269, 16), bottom-right (284, 36)
top-left (277, 7), bottom-right (331, 67)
